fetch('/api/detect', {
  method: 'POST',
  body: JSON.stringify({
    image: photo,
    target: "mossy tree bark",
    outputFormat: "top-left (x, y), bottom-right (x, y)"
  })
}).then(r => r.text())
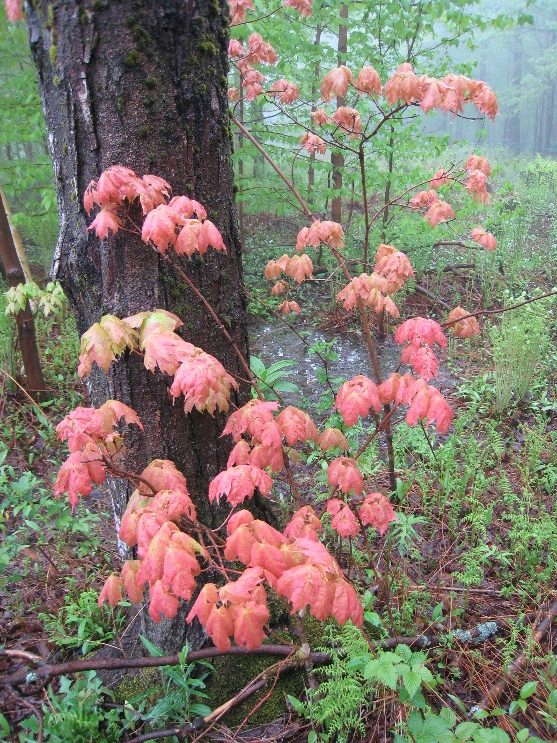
top-left (25, 0), bottom-right (274, 651)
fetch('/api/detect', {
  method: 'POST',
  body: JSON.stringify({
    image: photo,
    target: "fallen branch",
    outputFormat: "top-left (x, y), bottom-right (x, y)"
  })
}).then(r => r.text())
top-left (0, 644), bottom-right (330, 688)
top-left (414, 284), bottom-right (452, 310)
top-left (468, 599), bottom-right (557, 716)
top-left (2, 612), bottom-right (548, 690)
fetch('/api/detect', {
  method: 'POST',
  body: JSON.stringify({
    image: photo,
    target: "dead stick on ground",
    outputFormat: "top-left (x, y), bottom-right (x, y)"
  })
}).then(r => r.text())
top-left (0, 645), bottom-right (330, 688)
top-left (468, 599), bottom-right (557, 717)
top-left (7, 685), bottom-right (44, 743)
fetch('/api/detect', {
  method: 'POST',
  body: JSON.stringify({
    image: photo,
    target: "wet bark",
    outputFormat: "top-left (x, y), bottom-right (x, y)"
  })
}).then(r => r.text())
top-left (25, 0), bottom-right (274, 651)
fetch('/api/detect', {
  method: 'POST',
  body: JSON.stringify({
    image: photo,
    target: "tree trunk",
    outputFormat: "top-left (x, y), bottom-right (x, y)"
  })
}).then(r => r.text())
top-left (0, 192), bottom-right (46, 396)
top-left (308, 26), bottom-right (322, 197)
top-left (330, 4), bottom-right (347, 225)
top-left (25, 0), bottom-right (273, 652)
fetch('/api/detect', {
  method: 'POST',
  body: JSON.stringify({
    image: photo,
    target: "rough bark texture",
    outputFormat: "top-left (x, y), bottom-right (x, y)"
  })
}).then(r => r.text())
top-left (25, 0), bottom-right (274, 651)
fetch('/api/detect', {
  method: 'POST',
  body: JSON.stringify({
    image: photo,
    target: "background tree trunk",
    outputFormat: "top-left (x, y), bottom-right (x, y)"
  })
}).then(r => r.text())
top-left (330, 4), bottom-right (347, 225)
top-left (25, 0), bottom-right (273, 651)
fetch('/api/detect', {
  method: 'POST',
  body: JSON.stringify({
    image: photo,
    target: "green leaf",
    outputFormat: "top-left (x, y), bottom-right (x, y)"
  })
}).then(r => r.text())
top-left (286, 694), bottom-right (305, 715)
top-left (454, 721), bottom-right (479, 741)
top-left (402, 669), bottom-right (422, 699)
top-left (431, 602), bottom-right (444, 621)
top-left (439, 706), bottom-right (456, 728)
top-left (407, 711), bottom-right (453, 743)
top-left (0, 712), bottom-right (10, 737)
top-left (140, 635), bottom-right (165, 657)
top-left (508, 699), bottom-right (527, 714)
top-left (364, 655), bottom-right (402, 689)
top-left (519, 681), bottom-right (537, 699)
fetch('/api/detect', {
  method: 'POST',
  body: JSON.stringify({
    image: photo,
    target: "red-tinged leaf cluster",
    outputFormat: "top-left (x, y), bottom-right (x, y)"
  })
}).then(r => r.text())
top-left (331, 107), bottom-right (362, 138)
top-left (283, 0), bottom-right (312, 16)
top-left (395, 318), bottom-right (447, 381)
top-left (223, 511), bottom-right (363, 626)
top-left (377, 373), bottom-right (453, 434)
top-left (222, 401), bottom-right (319, 475)
top-left (464, 156), bottom-right (491, 204)
top-left (335, 375), bottom-right (382, 427)
top-left (327, 457), bottom-right (363, 494)
top-left (312, 109), bottom-right (330, 126)
top-left (300, 132), bottom-right (326, 155)
top-left (108, 462), bottom-right (207, 621)
top-left (264, 253), bottom-right (313, 286)
top-left (84, 167), bottom-right (227, 258)
top-left (5, 0), bottom-right (23, 21)
top-left (54, 400), bottom-right (143, 509)
top-left (374, 243), bottom-right (414, 294)
top-left (270, 79), bottom-right (300, 104)
top-left (404, 379), bottom-right (453, 433)
top-left (228, 33), bottom-right (277, 66)
top-left (424, 199), bottom-right (456, 227)
top-left (296, 220), bottom-right (344, 251)
top-left (229, 0), bottom-right (254, 24)
top-left (465, 155), bottom-right (491, 176)
top-left (321, 65), bottom-right (354, 102)
top-left (326, 498), bottom-right (359, 537)
top-left (84, 166), bottom-right (170, 225)
top-left (465, 169), bottom-right (490, 204)
top-left (77, 314), bottom-right (139, 377)
top-left (169, 351), bottom-right (238, 416)
top-left (142, 203), bottom-right (225, 257)
top-left (187, 569), bottom-right (269, 651)
top-left (284, 506), bottom-right (323, 541)
top-left (336, 273), bottom-right (399, 317)
top-left (276, 406), bottom-right (319, 446)
top-left (430, 169), bottom-right (451, 189)
top-left (409, 153), bottom-right (493, 223)
top-left (471, 227), bottom-right (497, 251)
top-left (383, 65), bottom-right (498, 120)
top-left (208, 465), bottom-right (273, 507)
top-left (319, 427), bottom-right (348, 452)
top-left (359, 492), bottom-right (399, 536)
top-left (335, 243), bottom-right (413, 317)
top-left (278, 299), bottom-right (301, 316)
top-left (77, 310), bottom-right (237, 416)
top-left (446, 307), bottom-right (481, 338)
top-left (384, 63), bottom-right (422, 105)
top-left (56, 400), bottom-right (143, 453)
top-left (355, 66), bottom-right (382, 96)
top-left (54, 448), bottom-right (107, 512)
top-left (395, 317), bottom-right (447, 349)
top-left (103, 516), bottom-right (208, 623)
top-left (186, 507), bottom-right (364, 652)
top-left (326, 492), bottom-right (398, 539)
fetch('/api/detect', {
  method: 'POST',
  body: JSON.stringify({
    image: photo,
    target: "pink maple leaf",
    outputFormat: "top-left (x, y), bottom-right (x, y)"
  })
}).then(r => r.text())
top-left (327, 498), bottom-right (359, 538)
top-left (209, 465), bottom-right (273, 506)
top-left (359, 492), bottom-right (398, 536)
top-left (335, 375), bottom-right (382, 426)
top-left (327, 457), bottom-right (363, 495)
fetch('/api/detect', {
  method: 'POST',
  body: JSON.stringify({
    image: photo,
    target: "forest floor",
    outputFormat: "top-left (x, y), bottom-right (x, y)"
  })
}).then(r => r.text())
top-left (1, 181), bottom-right (557, 741)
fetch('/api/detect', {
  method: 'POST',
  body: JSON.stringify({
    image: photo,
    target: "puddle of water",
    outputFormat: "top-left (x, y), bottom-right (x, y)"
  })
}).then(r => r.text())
top-left (249, 316), bottom-right (453, 411)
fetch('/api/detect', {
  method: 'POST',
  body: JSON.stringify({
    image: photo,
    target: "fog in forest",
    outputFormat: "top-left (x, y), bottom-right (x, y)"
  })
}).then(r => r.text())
top-left (424, 0), bottom-right (557, 154)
